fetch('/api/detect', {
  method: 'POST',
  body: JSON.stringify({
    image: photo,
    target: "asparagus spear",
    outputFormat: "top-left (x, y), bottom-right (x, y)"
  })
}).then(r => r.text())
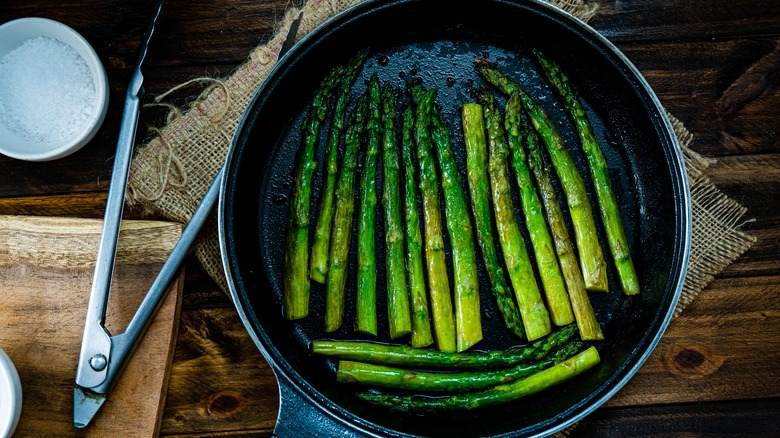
top-left (336, 341), bottom-right (582, 392)
top-left (474, 59), bottom-right (608, 293)
top-left (381, 83), bottom-right (412, 340)
top-left (518, 93), bottom-right (604, 341)
top-left (354, 346), bottom-right (600, 412)
top-left (408, 82), bottom-right (482, 350)
top-left (430, 107), bottom-right (482, 352)
top-left (414, 89), bottom-right (457, 353)
top-left (401, 107), bottom-right (435, 348)
top-left (283, 65), bottom-right (343, 320)
top-left (310, 51), bottom-right (368, 284)
top-left (504, 96), bottom-right (575, 327)
top-left (461, 103), bottom-right (526, 340)
top-left (355, 74), bottom-right (382, 336)
top-left (534, 50), bottom-right (639, 295)
top-left (324, 93), bottom-right (369, 332)
top-left (480, 90), bottom-right (551, 341)
top-left (311, 324), bottom-right (577, 369)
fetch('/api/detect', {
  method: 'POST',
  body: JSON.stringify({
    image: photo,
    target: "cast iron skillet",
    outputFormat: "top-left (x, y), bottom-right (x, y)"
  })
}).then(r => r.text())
top-left (219, 0), bottom-right (692, 436)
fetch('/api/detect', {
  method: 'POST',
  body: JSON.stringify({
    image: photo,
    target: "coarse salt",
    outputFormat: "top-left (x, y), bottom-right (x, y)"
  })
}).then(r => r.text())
top-left (0, 36), bottom-right (96, 144)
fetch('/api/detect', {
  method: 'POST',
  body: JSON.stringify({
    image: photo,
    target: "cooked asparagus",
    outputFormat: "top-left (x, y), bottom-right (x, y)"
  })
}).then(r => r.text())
top-left (461, 103), bottom-right (526, 339)
top-left (480, 90), bottom-right (551, 341)
top-left (474, 59), bottom-right (608, 293)
top-left (401, 107), bottom-right (435, 348)
top-left (354, 346), bottom-right (600, 412)
top-left (310, 51), bottom-right (368, 284)
top-left (356, 74), bottom-right (382, 336)
top-left (381, 83), bottom-right (412, 339)
top-left (324, 93), bottom-right (369, 332)
top-left (534, 50), bottom-right (639, 295)
top-left (414, 88), bottom-right (457, 352)
top-left (336, 341), bottom-right (582, 392)
top-left (504, 95), bottom-right (575, 327)
top-left (518, 92), bottom-right (604, 341)
top-left (430, 108), bottom-right (482, 352)
top-left (409, 82), bottom-right (482, 350)
top-left (311, 324), bottom-right (577, 369)
top-left (283, 65), bottom-right (343, 320)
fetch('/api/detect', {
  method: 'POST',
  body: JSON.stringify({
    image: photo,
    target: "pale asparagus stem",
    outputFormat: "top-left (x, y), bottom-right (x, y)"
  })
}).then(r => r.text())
top-left (381, 83), bottom-right (412, 339)
top-left (283, 65), bottom-right (343, 320)
top-left (324, 93), bottom-right (368, 332)
top-left (534, 50), bottom-right (639, 295)
top-left (504, 95), bottom-right (575, 327)
top-left (474, 60), bottom-right (609, 292)
top-left (336, 341), bottom-right (582, 392)
top-left (356, 74), bottom-right (382, 336)
top-left (310, 51), bottom-right (368, 284)
top-left (311, 324), bottom-right (577, 368)
top-left (354, 346), bottom-right (601, 412)
top-left (414, 89), bottom-right (456, 352)
top-left (401, 107), bottom-right (434, 348)
top-left (480, 90), bottom-right (551, 341)
top-left (461, 103), bottom-right (526, 340)
top-left (408, 82), bottom-right (482, 349)
top-left (431, 110), bottom-right (482, 352)
top-left (518, 92), bottom-right (604, 341)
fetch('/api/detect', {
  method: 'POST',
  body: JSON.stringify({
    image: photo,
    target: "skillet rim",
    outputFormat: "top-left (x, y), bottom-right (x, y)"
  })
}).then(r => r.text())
top-left (218, 0), bottom-right (693, 435)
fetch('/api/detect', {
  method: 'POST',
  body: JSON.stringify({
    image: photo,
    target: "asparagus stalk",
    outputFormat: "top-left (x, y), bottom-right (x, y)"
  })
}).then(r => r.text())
top-left (355, 74), bottom-right (382, 336)
top-left (401, 107), bottom-right (435, 348)
top-left (480, 90), bottom-right (551, 341)
top-left (311, 324), bottom-right (577, 369)
top-left (381, 83), bottom-right (412, 339)
top-left (414, 88), bottom-right (457, 352)
top-left (324, 93), bottom-right (369, 332)
top-left (283, 65), bottom-right (343, 320)
top-left (474, 59), bottom-right (608, 293)
top-left (310, 51), bottom-right (368, 284)
top-left (534, 50), bottom-right (639, 295)
top-left (518, 93), bottom-right (604, 341)
top-left (430, 107), bottom-right (482, 352)
top-left (504, 96), bottom-right (575, 327)
top-left (336, 341), bottom-right (582, 392)
top-left (355, 346), bottom-right (600, 412)
top-left (461, 103), bottom-right (526, 340)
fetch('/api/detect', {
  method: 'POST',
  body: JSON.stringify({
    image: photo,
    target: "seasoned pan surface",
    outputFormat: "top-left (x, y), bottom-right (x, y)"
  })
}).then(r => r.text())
top-left (219, 0), bottom-right (690, 436)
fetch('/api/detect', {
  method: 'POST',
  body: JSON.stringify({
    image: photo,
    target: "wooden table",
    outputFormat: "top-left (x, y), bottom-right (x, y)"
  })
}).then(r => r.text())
top-left (1, 1), bottom-right (778, 436)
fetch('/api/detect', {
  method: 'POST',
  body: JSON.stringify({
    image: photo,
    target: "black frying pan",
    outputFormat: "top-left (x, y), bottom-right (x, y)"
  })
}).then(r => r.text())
top-left (218, 0), bottom-right (691, 436)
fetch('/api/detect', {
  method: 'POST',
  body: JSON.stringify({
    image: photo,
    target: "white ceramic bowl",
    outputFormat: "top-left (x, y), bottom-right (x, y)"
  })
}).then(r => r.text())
top-left (0, 347), bottom-right (22, 437)
top-left (0, 17), bottom-right (109, 161)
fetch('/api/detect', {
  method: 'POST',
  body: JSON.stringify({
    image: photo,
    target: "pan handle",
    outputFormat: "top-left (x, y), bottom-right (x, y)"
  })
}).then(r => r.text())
top-left (272, 367), bottom-right (372, 437)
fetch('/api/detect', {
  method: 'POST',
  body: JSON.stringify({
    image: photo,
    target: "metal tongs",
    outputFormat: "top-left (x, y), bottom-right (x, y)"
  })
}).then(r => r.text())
top-left (73, 2), bottom-right (303, 427)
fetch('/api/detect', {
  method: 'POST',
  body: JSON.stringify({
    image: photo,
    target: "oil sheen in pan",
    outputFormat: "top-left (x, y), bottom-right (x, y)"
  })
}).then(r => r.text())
top-left (259, 39), bottom-right (639, 356)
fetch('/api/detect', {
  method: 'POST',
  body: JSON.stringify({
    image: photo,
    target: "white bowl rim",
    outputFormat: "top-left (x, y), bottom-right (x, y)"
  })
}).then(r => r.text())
top-left (0, 16), bottom-right (109, 162)
top-left (0, 347), bottom-right (22, 437)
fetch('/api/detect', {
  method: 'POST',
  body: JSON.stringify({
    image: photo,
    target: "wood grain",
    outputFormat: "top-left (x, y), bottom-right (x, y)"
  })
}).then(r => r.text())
top-left (160, 308), bottom-right (278, 435)
top-left (0, 216), bottom-right (183, 437)
top-left (608, 274), bottom-right (780, 407)
top-left (573, 398), bottom-right (780, 437)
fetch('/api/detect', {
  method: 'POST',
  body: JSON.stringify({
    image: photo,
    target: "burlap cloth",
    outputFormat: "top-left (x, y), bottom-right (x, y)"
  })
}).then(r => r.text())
top-left (127, 1), bottom-right (754, 322)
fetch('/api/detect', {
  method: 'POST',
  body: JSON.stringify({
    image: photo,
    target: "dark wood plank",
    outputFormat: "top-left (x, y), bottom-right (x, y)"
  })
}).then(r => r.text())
top-left (705, 154), bottom-right (780, 278)
top-left (619, 38), bottom-right (780, 157)
top-left (573, 398), bottom-right (780, 437)
top-left (608, 275), bottom-right (780, 407)
top-left (160, 306), bottom-right (279, 435)
top-left (590, 0), bottom-right (780, 42)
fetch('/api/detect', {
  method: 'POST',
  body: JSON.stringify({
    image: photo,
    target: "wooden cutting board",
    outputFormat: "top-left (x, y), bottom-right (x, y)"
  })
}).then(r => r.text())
top-left (0, 215), bottom-right (184, 437)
